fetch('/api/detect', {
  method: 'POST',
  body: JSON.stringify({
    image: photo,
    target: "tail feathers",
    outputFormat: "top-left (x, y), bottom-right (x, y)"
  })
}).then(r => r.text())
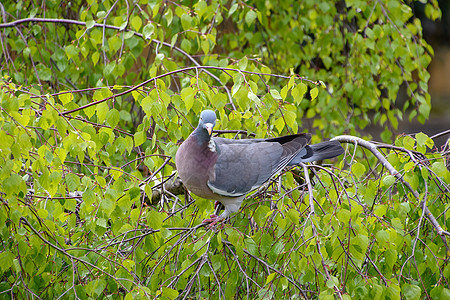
top-left (289, 141), bottom-right (344, 164)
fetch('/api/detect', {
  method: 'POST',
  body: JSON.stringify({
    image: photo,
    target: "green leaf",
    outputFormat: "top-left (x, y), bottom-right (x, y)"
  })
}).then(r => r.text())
top-left (404, 161), bottom-right (415, 172)
top-left (385, 249), bottom-right (397, 270)
top-left (402, 284), bottom-right (421, 300)
top-left (181, 39), bottom-right (191, 53)
top-left (326, 276), bottom-right (339, 288)
top-left (402, 136), bottom-right (415, 150)
top-left (181, 87), bottom-right (195, 111)
top-left (84, 104), bottom-right (96, 118)
top-left (337, 209), bottom-right (350, 224)
top-left (201, 38), bottom-right (210, 55)
top-left (141, 96), bottom-right (152, 116)
top-left (231, 75), bottom-right (243, 96)
top-left (265, 273), bottom-right (277, 285)
top-left (86, 20), bottom-right (95, 29)
top-left (248, 91), bottom-right (261, 106)
top-left (274, 117), bottom-right (285, 133)
top-left (86, 279), bottom-right (106, 298)
top-left (363, 180), bottom-right (377, 206)
top-left (181, 14), bottom-right (192, 30)
top-left (110, 168), bottom-right (122, 180)
top-left (415, 132), bottom-right (428, 147)
top-left (0, 251), bottom-right (14, 272)
top-left (431, 161), bottom-right (447, 178)
top-left (351, 162), bottom-right (366, 179)
top-left (270, 89), bottom-right (282, 100)
top-left (245, 10), bottom-right (257, 26)
top-left (404, 172), bottom-right (419, 190)
top-left (225, 228), bottom-right (242, 246)
top-left (100, 197), bottom-right (116, 216)
top-left (37, 64), bottom-right (52, 81)
top-left (83, 188), bottom-right (96, 206)
top-left (310, 87), bottom-right (319, 101)
top-left (442, 289), bottom-right (450, 299)
top-left (387, 284), bottom-right (401, 300)
top-left (65, 44), bottom-right (79, 60)
top-left (353, 234), bottom-right (368, 258)
top-left (65, 173), bottom-right (80, 192)
top-left (38, 208), bottom-right (48, 219)
top-left (134, 131), bottom-right (146, 147)
top-left (96, 218), bottom-right (107, 228)
top-left (164, 8), bottom-right (173, 25)
top-left (58, 92), bottom-right (73, 105)
top-left (382, 175), bottom-right (396, 186)
top-left (156, 53), bottom-right (165, 65)
top-left (254, 205), bottom-right (270, 226)
top-left (280, 85), bottom-right (289, 100)
top-left (419, 103), bottom-right (431, 119)
top-left (270, 241), bottom-right (284, 257)
top-left (103, 61), bottom-right (116, 77)
top-left (118, 223), bottom-right (134, 234)
top-left (108, 36), bottom-right (122, 53)
top-left (228, 3), bottom-right (238, 17)
top-left (148, 210), bottom-right (163, 229)
top-left (106, 108), bottom-right (120, 128)
top-left (3, 174), bottom-right (23, 195)
top-left (287, 209), bottom-right (300, 224)
top-left (161, 287), bottom-right (179, 300)
top-left (288, 76), bottom-right (295, 90)
top-left (292, 82), bottom-right (307, 104)
top-left (96, 102), bottom-right (109, 123)
top-left (143, 23), bottom-right (155, 39)
top-left (238, 56), bottom-right (248, 70)
top-left (131, 15), bottom-right (142, 31)
top-left (375, 230), bottom-right (389, 244)
top-left (374, 205), bottom-right (387, 218)
top-left (284, 110), bottom-right (296, 129)
top-left (244, 238), bottom-right (258, 256)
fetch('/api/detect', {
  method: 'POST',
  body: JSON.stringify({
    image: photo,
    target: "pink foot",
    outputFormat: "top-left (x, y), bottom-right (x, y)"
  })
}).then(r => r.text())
top-left (214, 201), bottom-right (221, 209)
top-left (202, 214), bottom-right (224, 228)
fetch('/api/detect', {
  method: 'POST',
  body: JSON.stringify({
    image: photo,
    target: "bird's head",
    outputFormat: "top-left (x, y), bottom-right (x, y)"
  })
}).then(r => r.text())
top-left (198, 110), bottom-right (216, 136)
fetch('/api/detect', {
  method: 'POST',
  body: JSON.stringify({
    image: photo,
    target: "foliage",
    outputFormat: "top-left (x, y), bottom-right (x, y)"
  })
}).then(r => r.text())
top-left (0, 0), bottom-right (448, 299)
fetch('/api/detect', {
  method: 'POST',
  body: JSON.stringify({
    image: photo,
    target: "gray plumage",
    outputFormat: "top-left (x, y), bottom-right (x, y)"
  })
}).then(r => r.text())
top-left (175, 110), bottom-right (344, 221)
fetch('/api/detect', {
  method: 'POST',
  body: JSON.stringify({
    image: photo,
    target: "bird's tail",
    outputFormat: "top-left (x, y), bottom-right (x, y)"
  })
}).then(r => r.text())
top-left (289, 141), bottom-right (344, 164)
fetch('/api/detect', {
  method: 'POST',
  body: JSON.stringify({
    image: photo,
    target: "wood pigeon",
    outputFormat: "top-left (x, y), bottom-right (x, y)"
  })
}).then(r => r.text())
top-left (176, 110), bottom-right (344, 226)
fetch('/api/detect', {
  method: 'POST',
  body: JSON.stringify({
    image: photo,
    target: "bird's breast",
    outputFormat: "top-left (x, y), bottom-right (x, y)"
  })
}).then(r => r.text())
top-left (176, 138), bottom-right (219, 199)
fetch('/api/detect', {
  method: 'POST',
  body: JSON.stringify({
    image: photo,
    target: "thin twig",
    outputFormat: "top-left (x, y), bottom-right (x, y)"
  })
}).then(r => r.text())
top-left (332, 135), bottom-right (450, 249)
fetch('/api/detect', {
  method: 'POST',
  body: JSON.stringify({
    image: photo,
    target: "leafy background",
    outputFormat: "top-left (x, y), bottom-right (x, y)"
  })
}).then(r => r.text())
top-left (0, 0), bottom-right (449, 299)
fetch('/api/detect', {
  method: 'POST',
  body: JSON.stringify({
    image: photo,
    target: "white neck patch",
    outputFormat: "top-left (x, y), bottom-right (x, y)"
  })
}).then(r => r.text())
top-left (208, 139), bottom-right (216, 152)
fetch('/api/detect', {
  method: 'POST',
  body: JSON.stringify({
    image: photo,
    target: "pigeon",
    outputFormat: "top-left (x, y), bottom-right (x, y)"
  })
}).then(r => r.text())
top-left (175, 110), bottom-right (344, 226)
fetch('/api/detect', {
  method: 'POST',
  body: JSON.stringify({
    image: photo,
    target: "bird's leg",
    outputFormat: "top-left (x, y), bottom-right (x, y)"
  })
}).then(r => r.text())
top-left (202, 214), bottom-right (224, 228)
top-left (214, 201), bottom-right (225, 216)
top-left (201, 201), bottom-right (225, 229)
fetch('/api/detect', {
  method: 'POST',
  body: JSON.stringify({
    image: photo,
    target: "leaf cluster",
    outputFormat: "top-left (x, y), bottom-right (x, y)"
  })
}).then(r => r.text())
top-left (0, 0), bottom-right (448, 299)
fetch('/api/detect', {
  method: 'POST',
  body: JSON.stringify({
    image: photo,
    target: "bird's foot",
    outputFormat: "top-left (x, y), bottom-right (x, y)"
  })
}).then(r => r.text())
top-left (202, 214), bottom-right (224, 229)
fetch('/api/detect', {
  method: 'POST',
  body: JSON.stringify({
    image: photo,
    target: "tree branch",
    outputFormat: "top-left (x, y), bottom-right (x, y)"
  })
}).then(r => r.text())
top-left (332, 135), bottom-right (450, 253)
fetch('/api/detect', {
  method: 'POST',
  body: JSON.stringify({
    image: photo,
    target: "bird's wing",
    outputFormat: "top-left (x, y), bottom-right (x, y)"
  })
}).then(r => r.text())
top-left (207, 140), bottom-right (282, 196)
top-left (207, 134), bottom-right (310, 196)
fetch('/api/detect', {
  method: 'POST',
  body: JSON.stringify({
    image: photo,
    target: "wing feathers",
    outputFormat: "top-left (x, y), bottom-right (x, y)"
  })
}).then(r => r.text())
top-left (208, 134), bottom-right (311, 196)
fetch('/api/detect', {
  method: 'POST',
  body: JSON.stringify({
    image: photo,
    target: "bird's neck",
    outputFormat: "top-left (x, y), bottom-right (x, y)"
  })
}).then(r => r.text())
top-left (192, 127), bottom-right (216, 152)
top-left (192, 127), bottom-right (211, 145)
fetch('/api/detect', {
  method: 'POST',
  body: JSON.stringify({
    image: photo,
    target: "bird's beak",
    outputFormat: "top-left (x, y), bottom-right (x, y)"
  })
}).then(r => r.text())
top-left (205, 123), bottom-right (214, 136)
